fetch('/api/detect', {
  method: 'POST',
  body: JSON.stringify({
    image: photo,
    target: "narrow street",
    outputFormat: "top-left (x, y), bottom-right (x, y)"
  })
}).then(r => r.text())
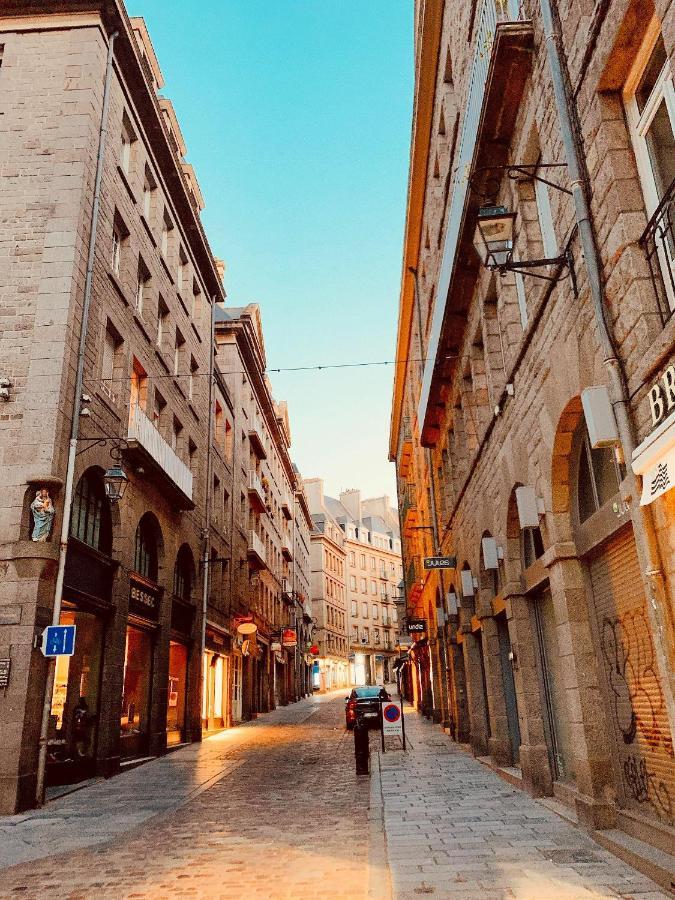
top-left (0, 694), bottom-right (668, 900)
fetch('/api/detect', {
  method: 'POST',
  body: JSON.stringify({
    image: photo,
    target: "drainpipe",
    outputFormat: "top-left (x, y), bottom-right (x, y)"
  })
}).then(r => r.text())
top-left (408, 266), bottom-right (446, 722)
top-left (35, 30), bottom-right (119, 808)
top-left (199, 297), bottom-right (217, 723)
top-left (539, 0), bottom-right (675, 731)
top-left (35, 31), bottom-right (118, 806)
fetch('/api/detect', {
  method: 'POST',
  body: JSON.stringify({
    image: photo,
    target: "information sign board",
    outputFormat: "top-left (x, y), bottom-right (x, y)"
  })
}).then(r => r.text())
top-left (41, 625), bottom-right (76, 657)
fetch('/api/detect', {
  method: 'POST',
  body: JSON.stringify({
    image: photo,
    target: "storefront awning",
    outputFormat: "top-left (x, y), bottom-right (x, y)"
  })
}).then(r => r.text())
top-left (632, 409), bottom-right (675, 505)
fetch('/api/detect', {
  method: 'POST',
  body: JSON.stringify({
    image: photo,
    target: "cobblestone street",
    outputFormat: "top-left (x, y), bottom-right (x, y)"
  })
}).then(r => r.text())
top-left (0, 693), bottom-right (669, 899)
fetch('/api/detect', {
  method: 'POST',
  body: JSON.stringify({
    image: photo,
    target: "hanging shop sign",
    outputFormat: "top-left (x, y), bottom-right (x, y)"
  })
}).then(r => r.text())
top-left (406, 619), bottom-right (426, 634)
top-left (129, 577), bottom-right (161, 621)
top-left (423, 555), bottom-right (456, 570)
top-left (281, 627), bottom-right (297, 648)
top-left (271, 642), bottom-right (281, 652)
top-left (309, 644), bottom-right (320, 656)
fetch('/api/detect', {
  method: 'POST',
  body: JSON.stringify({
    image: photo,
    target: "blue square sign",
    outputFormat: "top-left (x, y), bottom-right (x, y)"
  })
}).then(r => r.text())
top-left (42, 625), bottom-right (76, 657)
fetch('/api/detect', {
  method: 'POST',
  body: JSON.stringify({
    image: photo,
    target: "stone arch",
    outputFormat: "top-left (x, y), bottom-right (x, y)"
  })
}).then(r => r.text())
top-left (70, 466), bottom-right (113, 555)
top-left (173, 543), bottom-right (196, 601)
top-left (550, 395), bottom-right (584, 519)
top-left (133, 511), bottom-right (164, 583)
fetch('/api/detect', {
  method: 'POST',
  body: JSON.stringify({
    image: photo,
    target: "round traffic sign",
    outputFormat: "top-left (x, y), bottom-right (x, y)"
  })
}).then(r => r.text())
top-left (383, 703), bottom-right (401, 723)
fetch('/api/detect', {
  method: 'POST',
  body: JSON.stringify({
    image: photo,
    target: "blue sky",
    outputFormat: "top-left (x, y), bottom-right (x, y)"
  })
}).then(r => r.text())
top-left (132, 1), bottom-right (413, 501)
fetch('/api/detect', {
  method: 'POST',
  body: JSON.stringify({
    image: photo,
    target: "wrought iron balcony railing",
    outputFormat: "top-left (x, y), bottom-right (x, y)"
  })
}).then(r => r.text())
top-left (640, 178), bottom-right (675, 327)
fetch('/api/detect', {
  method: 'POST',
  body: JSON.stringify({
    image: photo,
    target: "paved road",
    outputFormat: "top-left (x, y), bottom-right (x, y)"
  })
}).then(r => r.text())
top-left (0, 692), bottom-right (668, 899)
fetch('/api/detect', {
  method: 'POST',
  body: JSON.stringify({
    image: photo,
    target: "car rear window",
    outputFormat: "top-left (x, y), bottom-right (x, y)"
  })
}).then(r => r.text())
top-left (354, 687), bottom-right (384, 698)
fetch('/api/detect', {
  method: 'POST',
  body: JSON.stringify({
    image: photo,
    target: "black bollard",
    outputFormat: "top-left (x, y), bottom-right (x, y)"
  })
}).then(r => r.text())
top-left (353, 714), bottom-right (370, 775)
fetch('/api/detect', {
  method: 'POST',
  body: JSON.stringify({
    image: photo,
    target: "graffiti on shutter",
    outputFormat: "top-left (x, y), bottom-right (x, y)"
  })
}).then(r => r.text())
top-left (590, 525), bottom-right (674, 826)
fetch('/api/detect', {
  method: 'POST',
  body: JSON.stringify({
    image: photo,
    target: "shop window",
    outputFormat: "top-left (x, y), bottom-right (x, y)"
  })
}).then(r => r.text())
top-left (173, 544), bottom-right (194, 600)
top-left (120, 625), bottom-right (153, 752)
top-left (134, 514), bottom-right (159, 581)
top-left (577, 427), bottom-right (622, 523)
top-left (166, 641), bottom-right (188, 745)
top-left (70, 470), bottom-right (112, 554)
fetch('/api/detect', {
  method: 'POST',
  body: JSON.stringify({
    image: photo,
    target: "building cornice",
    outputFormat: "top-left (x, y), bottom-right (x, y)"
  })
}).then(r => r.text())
top-left (389, 0), bottom-right (445, 461)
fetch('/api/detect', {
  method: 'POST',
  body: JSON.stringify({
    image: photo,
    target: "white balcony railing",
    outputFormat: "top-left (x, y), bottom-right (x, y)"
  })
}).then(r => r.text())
top-left (127, 405), bottom-right (193, 500)
top-left (248, 530), bottom-right (266, 565)
top-left (418, 0), bottom-right (520, 431)
top-left (247, 470), bottom-right (266, 506)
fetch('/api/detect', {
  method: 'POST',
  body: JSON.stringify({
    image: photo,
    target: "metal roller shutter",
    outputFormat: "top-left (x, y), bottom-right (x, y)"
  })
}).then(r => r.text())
top-left (589, 525), bottom-right (674, 827)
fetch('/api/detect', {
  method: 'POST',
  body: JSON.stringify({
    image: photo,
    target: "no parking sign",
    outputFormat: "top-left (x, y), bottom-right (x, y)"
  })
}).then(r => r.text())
top-left (382, 701), bottom-right (403, 737)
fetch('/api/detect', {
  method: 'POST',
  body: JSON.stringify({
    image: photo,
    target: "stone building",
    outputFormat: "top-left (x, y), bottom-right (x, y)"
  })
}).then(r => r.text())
top-left (390, 0), bottom-right (675, 879)
top-left (214, 304), bottom-right (309, 715)
top-left (323, 490), bottom-right (403, 686)
top-left (0, 3), bottom-right (223, 813)
top-left (292, 474), bottom-right (315, 698)
top-left (304, 479), bottom-right (349, 691)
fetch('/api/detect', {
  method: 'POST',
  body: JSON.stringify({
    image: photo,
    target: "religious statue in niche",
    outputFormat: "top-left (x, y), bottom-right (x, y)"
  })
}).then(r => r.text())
top-left (31, 488), bottom-right (55, 541)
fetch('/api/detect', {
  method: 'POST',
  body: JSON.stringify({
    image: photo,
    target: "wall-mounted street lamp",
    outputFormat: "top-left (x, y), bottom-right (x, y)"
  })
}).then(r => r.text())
top-left (77, 437), bottom-right (129, 503)
top-left (472, 205), bottom-right (577, 296)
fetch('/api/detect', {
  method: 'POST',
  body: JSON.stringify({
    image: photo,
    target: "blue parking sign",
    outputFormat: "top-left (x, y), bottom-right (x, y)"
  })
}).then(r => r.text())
top-left (42, 625), bottom-right (76, 657)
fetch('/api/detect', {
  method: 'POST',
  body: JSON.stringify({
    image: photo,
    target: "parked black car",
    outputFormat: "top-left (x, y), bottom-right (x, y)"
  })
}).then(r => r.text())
top-left (345, 685), bottom-right (391, 729)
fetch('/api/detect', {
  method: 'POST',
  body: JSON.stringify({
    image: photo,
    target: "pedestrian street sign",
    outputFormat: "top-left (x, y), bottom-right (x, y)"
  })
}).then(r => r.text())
top-left (41, 625), bottom-right (76, 657)
top-left (423, 555), bottom-right (457, 570)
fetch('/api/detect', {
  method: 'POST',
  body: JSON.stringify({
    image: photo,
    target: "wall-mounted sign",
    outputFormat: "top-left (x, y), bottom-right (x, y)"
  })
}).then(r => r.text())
top-left (41, 625), bottom-right (76, 657)
top-left (0, 658), bottom-right (10, 688)
top-left (129, 578), bottom-right (161, 621)
top-left (423, 555), bottom-right (456, 570)
top-left (281, 627), bottom-right (297, 648)
top-left (647, 363), bottom-right (675, 427)
top-left (406, 619), bottom-right (426, 634)
top-left (271, 642), bottom-right (281, 651)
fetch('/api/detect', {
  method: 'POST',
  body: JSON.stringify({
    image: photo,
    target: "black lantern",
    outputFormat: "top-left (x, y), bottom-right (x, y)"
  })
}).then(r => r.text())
top-left (103, 465), bottom-right (129, 502)
top-left (473, 206), bottom-right (517, 270)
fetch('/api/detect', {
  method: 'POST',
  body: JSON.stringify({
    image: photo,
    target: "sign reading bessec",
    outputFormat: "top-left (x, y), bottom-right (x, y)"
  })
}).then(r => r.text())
top-left (423, 555), bottom-right (457, 570)
top-left (41, 625), bottom-right (76, 657)
top-left (382, 701), bottom-right (403, 737)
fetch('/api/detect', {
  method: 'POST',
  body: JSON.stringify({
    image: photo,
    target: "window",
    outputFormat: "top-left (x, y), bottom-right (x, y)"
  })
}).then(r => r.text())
top-left (171, 416), bottom-right (182, 453)
top-left (70, 470), bottom-right (111, 553)
top-left (120, 112), bottom-right (136, 175)
top-left (349, 551), bottom-right (355, 565)
top-left (134, 515), bottom-right (159, 581)
top-left (112, 225), bottom-right (122, 275)
top-left (192, 282), bottom-right (202, 321)
top-left (130, 358), bottom-right (147, 412)
top-left (360, 577), bottom-right (366, 593)
top-left (351, 600), bottom-right (357, 616)
top-left (174, 329), bottom-right (185, 376)
top-left (370, 556), bottom-right (375, 571)
top-left (189, 356), bottom-right (198, 401)
top-left (360, 553), bottom-right (365, 569)
top-left (101, 323), bottom-right (121, 401)
top-left (189, 439), bottom-right (197, 472)
top-left (152, 389), bottom-right (166, 429)
top-left (136, 257), bottom-right (150, 314)
top-left (161, 211), bottom-right (174, 259)
top-left (349, 575), bottom-right (356, 590)
top-left (372, 605), bottom-right (378, 620)
top-left (522, 526), bottom-right (545, 568)
top-left (177, 247), bottom-right (188, 294)
top-left (362, 627), bottom-right (370, 644)
top-left (374, 629), bottom-right (380, 645)
top-left (362, 602), bottom-right (368, 618)
top-left (157, 296), bottom-right (169, 349)
top-left (370, 579), bottom-right (377, 595)
top-left (142, 165), bottom-right (156, 221)
top-left (173, 545), bottom-right (194, 600)
top-left (577, 426), bottom-right (622, 523)
top-left (624, 26), bottom-right (675, 314)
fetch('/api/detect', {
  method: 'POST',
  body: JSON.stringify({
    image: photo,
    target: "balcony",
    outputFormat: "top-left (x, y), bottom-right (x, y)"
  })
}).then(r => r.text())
top-left (248, 420), bottom-right (267, 460)
top-left (281, 500), bottom-right (292, 521)
top-left (399, 417), bottom-right (413, 477)
top-left (247, 470), bottom-right (267, 512)
top-left (400, 488), bottom-right (420, 535)
top-left (405, 559), bottom-right (423, 605)
top-left (640, 177), bottom-right (675, 326)
top-left (126, 405), bottom-right (193, 508)
top-left (417, 0), bottom-right (532, 445)
top-left (281, 540), bottom-right (293, 562)
top-left (247, 530), bottom-right (266, 570)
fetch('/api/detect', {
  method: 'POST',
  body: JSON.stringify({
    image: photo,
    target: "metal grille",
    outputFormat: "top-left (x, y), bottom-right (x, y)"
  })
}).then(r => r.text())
top-left (639, 177), bottom-right (675, 326)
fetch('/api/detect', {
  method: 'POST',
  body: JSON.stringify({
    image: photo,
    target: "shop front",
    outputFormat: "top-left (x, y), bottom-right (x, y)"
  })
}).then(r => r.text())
top-left (203, 626), bottom-right (231, 734)
top-left (120, 575), bottom-right (161, 759)
top-left (166, 600), bottom-right (194, 746)
top-left (47, 531), bottom-right (115, 788)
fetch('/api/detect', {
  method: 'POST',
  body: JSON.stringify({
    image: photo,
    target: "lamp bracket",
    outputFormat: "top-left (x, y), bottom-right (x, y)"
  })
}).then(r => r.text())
top-left (470, 163), bottom-right (572, 200)
top-left (76, 436), bottom-right (129, 461)
top-left (497, 246), bottom-right (578, 297)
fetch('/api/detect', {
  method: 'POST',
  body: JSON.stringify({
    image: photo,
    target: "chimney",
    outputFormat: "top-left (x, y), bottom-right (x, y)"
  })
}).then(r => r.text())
top-left (340, 489), bottom-right (361, 523)
top-left (303, 478), bottom-right (324, 513)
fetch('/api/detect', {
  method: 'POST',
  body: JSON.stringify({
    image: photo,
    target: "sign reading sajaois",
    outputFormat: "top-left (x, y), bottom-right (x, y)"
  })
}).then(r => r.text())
top-left (423, 555), bottom-right (456, 570)
top-left (632, 361), bottom-right (675, 506)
